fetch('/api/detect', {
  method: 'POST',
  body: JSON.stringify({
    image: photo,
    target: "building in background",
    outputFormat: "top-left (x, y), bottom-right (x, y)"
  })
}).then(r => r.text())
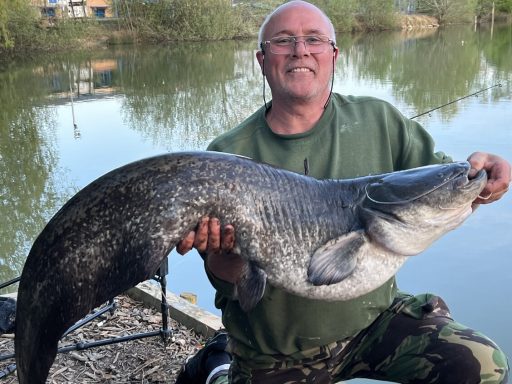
top-left (87, 0), bottom-right (112, 18)
top-left (31, 0), bottom-right (113, 19)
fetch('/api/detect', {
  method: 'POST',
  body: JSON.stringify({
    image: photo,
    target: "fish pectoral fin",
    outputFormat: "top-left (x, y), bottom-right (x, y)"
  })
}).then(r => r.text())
top-left (307, 231), bottom-right (365, 286)
top-left (235, 263), bottom-right (267, 312)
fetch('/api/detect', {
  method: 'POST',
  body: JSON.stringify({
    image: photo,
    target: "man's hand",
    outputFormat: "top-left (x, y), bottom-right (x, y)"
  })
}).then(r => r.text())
top-left (176, 217), bottom-right (245, 284)
top-left (468, 152), bottom-right (511, 205)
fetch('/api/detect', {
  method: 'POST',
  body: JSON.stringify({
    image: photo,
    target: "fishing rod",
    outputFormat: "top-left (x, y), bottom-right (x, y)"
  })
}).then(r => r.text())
top-left (410, 83), bottom-right (502, 119)
top-left (0, 276), bottom-right (20, 290)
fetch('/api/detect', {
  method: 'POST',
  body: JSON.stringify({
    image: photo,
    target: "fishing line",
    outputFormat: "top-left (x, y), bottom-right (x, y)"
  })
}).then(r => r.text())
top-left (410, 83), bottom-right (502, 119)
top-left (365, 183), bottom-right (474, 211)
top-left (364, 177), bottom-right (455, 205)
top-left (366, 180), bottom-right (489, 210)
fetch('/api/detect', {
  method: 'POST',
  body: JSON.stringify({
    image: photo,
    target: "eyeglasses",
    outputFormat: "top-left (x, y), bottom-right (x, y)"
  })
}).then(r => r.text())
top-left (261, 35), bottom-right (335, 55)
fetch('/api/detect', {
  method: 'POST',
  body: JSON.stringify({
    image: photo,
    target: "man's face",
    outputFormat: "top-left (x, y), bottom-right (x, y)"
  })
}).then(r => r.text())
top-left (257, 3), bottom-right (338, 105)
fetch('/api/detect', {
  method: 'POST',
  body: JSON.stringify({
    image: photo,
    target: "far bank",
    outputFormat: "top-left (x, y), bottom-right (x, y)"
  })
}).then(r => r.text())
top-left (3, 0), bottom-right (510, 61)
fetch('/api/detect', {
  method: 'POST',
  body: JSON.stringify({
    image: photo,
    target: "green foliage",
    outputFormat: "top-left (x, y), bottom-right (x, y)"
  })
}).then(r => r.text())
top-left (170, 0), bottom-right (244, 39)
top-left (0, 0), bottom-right (104, 57)
top-left (309, 0), bottom-right (359, 32)
top-left (116, 0), bottom-right (399, 41)
top-left (417, 0), bottom-right (478, 23)
top-left (356, 0), bottom-right (399, 30)
top-left (497, 0), bottom-right (512, 12)
top-left (0, 0), bottom-right (40, 50)
top-left (0, 0), bottom-right (10, 48)
top-left (311, 0), bottom-right (398, 31)
top-left (477, 0), bottom-right (512, 17)
top-left (116, 0), bottom-right (252, 42)
top-left (2, 0), bottom-right (510, 55)
top-left (476, 0), bottom-right (493, 17)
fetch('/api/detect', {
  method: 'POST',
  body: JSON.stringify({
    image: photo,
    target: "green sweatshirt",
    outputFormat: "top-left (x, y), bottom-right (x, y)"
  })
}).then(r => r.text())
top-left (206, 93), bottom-right (451, 363)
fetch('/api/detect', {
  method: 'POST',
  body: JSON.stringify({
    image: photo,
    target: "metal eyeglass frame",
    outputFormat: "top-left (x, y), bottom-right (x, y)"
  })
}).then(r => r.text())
top-left (260, 35), bottom-right (335, 55)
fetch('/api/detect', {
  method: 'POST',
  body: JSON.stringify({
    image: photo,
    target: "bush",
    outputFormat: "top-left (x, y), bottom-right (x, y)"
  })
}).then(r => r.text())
top-left (0, 0), bottom-right (41, 51)
top-left (417, 0), bottom-right (478, 24)
top-left (0, 0), bottom-right (104, 57)
top-left (117, 0), bottom-right (252, 42)
top-left (356, 0), bottom-right (399, 30)
top-left (310, 0), bottom-right (359, 32)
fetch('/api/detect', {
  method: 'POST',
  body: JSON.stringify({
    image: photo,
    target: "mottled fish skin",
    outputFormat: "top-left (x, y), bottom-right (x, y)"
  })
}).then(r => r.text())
top-left (14, 151), bottom-right (487, 383)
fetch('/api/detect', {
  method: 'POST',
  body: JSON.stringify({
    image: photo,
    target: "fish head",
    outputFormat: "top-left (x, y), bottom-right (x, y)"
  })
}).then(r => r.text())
top-left (361, 161), bottom-right (487, 256)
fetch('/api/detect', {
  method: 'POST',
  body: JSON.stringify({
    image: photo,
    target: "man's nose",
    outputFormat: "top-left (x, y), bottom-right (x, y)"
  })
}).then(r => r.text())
top-left (292, 39), bottom-right (310, 55)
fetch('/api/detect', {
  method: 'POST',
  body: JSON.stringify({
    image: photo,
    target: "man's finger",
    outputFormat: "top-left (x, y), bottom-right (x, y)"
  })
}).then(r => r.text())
top-left (176, 231), bottom-right (195, 255)
top-left (221, 224), bottom-right (235, 251)
top-left (193, 217), bottom-right (210, 253)
top-left (207, 217), bottom-right (221, 252)
top-left (468, 152), bottom-right (486, 178)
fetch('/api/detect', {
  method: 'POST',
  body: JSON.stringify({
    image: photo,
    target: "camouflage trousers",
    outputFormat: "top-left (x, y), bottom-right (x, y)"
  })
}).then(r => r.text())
top-left (212, 292), bottom-right (509, 384)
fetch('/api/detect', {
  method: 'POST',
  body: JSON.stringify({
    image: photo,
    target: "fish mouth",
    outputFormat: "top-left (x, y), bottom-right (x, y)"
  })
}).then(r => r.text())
top-left (462, 168), bottom-right (487, 186)
top-left (448, 167), bottom-right (487, 200)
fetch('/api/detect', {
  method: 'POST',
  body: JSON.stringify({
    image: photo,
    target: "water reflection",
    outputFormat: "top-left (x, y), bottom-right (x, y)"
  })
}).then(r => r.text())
top-left (117, 41), bottom-right (261, 148)
top-left (0, 25), bottom-right (510, 364)
top-left (1, 24), bottom-right (510, 277)
top-left (338, 24), bottom-right (512, 120)
top-left (0, 40), bottom-right (264, 288)
top-left (0, 72), bottom-right (63, 281)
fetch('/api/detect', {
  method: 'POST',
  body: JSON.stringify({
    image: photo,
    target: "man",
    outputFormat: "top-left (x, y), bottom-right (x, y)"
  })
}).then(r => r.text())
top-left (175, 1), bottom-right (511, 383)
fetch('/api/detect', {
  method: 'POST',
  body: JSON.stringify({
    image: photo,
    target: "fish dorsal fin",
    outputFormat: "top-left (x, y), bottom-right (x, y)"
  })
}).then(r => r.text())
top-left (235, 263), bottom-right (267, 312)
top-left (308, 231), bottom-right (365, 286)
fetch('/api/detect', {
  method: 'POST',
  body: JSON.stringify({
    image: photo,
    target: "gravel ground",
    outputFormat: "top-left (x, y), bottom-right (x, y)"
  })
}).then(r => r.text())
top-left (0, 295), bottom-right (205, 383)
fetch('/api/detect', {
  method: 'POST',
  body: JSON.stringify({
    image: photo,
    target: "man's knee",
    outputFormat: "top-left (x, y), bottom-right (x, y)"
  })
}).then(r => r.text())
top-left (436, 329), bottom-right (509, 384)
top-left (472, 342), bottom-right (509, 383)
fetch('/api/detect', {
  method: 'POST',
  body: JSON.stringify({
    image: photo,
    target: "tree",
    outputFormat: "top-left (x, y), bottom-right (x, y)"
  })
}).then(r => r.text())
top-left (476, 0), bottom-right (512, 19)
top-left (0, 0), bottom-right (15, 49)
top-left (309, 0), bottom-right (358, 32)
top-left (0, 0), bottom-right (40, 50)
top-left (495, 0), bottom-right (512, 13)
top-left (417, 0), bottom-right (478, 23)
top-left (358, 0), bottom-right (398, 30)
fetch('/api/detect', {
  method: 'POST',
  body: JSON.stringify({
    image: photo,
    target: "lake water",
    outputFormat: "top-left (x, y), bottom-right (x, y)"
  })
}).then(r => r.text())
top-left (1, 23), bottom-right (511, 380)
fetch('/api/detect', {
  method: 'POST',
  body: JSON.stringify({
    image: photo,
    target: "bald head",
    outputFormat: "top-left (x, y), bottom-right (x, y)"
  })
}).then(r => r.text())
top-left (258, 1), bottom-right (336, 49)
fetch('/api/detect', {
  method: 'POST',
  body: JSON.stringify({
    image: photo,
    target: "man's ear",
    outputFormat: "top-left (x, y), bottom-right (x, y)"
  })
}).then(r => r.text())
top-left (333, 45), bottom-right (340, 61)
top-left (256, 50), bottom-right (265, 75)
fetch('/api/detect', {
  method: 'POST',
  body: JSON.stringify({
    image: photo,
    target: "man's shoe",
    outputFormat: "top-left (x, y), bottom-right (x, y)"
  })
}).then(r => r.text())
top-left (175, 331), bottom-right (231, 384)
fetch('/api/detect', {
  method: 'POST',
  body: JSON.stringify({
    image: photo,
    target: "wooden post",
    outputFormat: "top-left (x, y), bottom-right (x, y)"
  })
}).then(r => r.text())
top-left (68, 66), bottom-right (78, 132)
top-left (491, 1), bottom-right (495, 38)
top-left (180, 292), bottom-right (198, 305)
top-left (69, 0), bottom-right (75, 18)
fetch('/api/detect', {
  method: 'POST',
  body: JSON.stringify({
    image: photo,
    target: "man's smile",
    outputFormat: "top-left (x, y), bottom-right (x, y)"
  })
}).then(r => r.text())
top-left (287, 66), bottom-right (314, 73)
